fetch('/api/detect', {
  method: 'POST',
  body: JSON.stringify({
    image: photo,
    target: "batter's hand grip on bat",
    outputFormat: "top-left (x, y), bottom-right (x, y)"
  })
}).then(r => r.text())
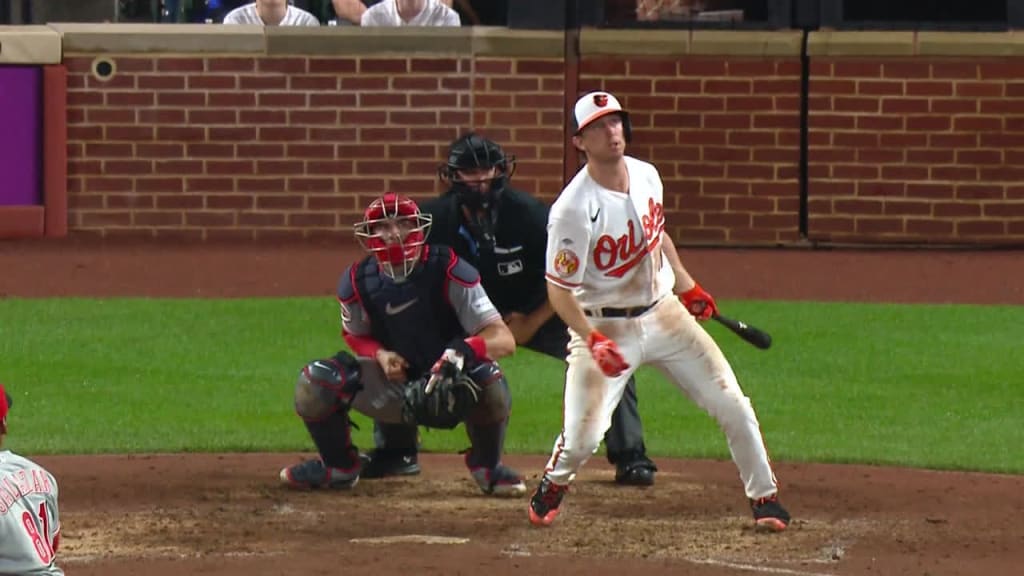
top-left (587, 330), bottom-right (630, 377)
top-left (712, 313), bottom-right (772, 350)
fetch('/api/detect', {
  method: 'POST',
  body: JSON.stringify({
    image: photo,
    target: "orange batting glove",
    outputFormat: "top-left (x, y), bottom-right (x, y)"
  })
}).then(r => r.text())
top-left (586, 330), bottom-right (630, 377)
top-left (679, 283), bottom-right (718, 321)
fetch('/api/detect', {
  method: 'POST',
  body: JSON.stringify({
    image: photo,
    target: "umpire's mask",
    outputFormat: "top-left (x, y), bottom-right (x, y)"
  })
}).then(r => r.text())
top-left (438, 133), bottom-right (517, 213)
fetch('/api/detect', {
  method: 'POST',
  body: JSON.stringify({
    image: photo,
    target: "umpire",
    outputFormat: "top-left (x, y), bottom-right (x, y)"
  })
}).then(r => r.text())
top-left (361, 133), bottom-right (659, 486)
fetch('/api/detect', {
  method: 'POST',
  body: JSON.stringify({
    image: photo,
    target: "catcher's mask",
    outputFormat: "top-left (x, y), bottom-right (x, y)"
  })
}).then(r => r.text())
top-left (438, 133), bottom-right (517, 212)
top-left (354, 192), bottom-right (432, 282)
top-left (572, 90), bottom-right (632, 143)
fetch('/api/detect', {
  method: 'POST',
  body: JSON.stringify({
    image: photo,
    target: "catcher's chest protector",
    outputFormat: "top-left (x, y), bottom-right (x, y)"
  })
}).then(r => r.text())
top-left (354, 248), bottom-right (464, 375)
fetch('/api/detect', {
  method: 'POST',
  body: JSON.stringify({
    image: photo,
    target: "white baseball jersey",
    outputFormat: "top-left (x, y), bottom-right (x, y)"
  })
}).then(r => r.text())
top-left (545, 155), bottom-right (676, 310)
top-left (0, 451), bottom-right (63, 576)
top-left (361, 0), bottom-right (461, 26)
top-left (540, 155), bottom-right (780, 502)
top-left (222, 3), bottom-right (321, 25)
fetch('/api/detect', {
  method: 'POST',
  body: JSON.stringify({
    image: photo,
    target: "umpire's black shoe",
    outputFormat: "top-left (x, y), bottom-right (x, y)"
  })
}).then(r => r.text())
top-left (359, 450), bottom-right (421, 479)
top-left (614, 456), bottom-right (658, 486)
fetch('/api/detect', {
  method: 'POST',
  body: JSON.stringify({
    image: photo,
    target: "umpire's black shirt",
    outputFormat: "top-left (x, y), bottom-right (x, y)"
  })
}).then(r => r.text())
top-left (420, 188), bottom-right (550, 319)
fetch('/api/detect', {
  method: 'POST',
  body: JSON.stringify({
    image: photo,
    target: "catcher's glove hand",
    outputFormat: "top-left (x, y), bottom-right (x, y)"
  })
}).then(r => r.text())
top-left (402, 370), bottom-right (481, 430)
top-left (425, 347), bottom-right (465, 395)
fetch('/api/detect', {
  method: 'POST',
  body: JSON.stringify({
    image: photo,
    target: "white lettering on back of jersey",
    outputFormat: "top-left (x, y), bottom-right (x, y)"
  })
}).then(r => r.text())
top-left (0, 470), bottom-right (54, 515)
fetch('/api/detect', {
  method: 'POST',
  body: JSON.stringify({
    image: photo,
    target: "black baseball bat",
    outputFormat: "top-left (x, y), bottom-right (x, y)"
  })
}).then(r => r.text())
top-left (712, 313), bottom-right (772, 350)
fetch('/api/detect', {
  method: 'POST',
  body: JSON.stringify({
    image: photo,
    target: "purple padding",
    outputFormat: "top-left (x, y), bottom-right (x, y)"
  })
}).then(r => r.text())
top-left (0, 66), bottom-right (42, 206)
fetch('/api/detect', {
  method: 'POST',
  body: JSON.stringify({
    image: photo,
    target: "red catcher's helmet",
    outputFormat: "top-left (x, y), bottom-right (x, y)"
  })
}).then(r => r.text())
top-left (353, 193), bottom-right (432, 282)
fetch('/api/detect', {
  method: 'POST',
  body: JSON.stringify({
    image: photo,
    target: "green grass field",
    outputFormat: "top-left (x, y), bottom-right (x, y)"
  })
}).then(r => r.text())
top-left (1, 298), bottom-right (1021, 474)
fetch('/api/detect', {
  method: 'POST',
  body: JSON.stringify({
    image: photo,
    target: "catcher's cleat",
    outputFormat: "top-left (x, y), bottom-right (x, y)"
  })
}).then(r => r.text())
top-left (359, 450), bottom-right (421, 479)
top-left (279, 458), bottom-right (360, 490)
top-left (614, 456), bottom-right (658, 487)
top-left (528, 476), bottom-right (568, 527)
top-left (466, 456), bottom-right (526, 496)
top-left (750, 493), bottom-right (790, 532)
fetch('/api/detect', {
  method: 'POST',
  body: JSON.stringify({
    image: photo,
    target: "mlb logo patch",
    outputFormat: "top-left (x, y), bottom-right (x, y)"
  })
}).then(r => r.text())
top-left (498, 259), bottom-right (524, 276)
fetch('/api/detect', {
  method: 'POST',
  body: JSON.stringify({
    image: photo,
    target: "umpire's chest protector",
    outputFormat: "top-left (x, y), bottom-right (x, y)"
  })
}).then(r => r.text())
top-left (354, 247), bottom-right (464, 375)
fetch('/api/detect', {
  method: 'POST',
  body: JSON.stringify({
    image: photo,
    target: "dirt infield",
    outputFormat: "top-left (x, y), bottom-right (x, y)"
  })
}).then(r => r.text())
top-left (4, 239), bottom-right (1024, 576)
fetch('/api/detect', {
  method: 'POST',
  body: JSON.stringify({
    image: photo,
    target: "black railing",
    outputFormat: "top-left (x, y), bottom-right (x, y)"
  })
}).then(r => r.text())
top-left (511, 0), bottom-right (1021, 31)
top-left (3, 0), bottom-right (1021, 30)
top-left (818, 0), bottom-right (1015, 31)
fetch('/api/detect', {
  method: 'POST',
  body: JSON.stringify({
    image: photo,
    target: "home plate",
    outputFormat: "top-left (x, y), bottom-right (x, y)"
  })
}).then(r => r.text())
top-left (350, 534), bottom-right (470, 545)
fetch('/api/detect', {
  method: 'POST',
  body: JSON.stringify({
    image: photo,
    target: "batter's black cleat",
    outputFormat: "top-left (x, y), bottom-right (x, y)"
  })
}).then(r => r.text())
top-left (359, 450), bottom-right (421, 479)
top-left (279, 458), bottom-right (360, 490)
top-left (528, 476), bottom-right (569, 527)
top-left (615, 456), bottom-right (658, 486)
top-left (750, 493), bottom-right (791, 532)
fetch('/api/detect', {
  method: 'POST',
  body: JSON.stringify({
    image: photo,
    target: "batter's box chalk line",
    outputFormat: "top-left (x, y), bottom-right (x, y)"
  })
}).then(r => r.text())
top-left (349, 534), bottom-right (470, 545)
top-left (687, 558), bottom-right (837, 576)
top-left (62, 550), bottom-right (285, 563)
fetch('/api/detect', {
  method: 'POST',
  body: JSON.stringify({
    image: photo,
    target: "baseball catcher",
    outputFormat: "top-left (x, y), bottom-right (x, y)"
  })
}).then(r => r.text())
top-left (279, 192), bottom-right (526, 496)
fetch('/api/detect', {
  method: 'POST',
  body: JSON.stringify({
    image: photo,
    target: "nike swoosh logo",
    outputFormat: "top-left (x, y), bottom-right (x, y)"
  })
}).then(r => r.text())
top-left (385, 299), bottom-right (418, 315)
top-left (590, 208), bottom-right (601, 223)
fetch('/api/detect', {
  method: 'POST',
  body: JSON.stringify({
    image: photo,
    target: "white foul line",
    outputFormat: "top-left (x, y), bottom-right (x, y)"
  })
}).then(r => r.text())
top-left (688, 557), bottom-right (838, 576)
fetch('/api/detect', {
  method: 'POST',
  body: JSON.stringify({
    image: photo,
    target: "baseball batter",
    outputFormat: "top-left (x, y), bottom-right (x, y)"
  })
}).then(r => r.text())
top-left (528, 91), bottom-right (790, 532)
top-left (0, 384), bottom-right (64, 575)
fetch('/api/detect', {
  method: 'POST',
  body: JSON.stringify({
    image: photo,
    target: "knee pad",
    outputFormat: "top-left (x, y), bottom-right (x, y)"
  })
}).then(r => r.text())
top-left (466, 362), bottom-right (510, 425)
top-left (294, 351), bottom-right (363, 421)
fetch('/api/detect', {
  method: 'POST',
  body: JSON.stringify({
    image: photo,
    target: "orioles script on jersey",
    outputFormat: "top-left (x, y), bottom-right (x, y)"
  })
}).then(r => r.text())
top-left (0, 469), bottom-right (54, 514)
top-left (593, 197), bottom-right (665, 278)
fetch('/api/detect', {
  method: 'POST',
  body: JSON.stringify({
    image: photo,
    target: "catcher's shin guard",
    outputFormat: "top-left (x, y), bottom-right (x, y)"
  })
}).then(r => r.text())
top-left (465, 362), bottom-right (510, 425)
top-left (294, 352), bottom-right (363, 421)
top-left (303, 410), bottom-right (359, 470)
top-left (463, 363), bottom-right (512, 468)
top-left (464, 408), bottom-right (525, 496)
top-left (464, 420), bottom-right (505, 469)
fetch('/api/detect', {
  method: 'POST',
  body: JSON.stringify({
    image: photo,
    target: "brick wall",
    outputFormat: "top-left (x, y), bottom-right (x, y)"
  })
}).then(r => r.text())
top-left (581, 56), bottom-right (802, 244)
top-left (65, 54), bottom-right (565, 241)
top-left (809, 59), bottom-right (1024, 244)
top-left (59, 30), bottom-right (1024, 246)
top-left (65, 50), bottom-right (804, 245)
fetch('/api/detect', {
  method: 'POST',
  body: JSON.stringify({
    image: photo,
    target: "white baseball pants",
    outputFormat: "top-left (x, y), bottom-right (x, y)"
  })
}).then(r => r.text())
top-left (543, 297), bottom-right (779, 500)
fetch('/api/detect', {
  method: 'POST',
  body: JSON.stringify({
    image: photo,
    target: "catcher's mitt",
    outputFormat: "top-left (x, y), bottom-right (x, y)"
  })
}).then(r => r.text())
top-left (401, 370), bottom-right (481, 430)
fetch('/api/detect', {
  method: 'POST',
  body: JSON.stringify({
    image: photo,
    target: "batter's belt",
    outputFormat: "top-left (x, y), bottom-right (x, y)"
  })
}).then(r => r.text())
top-left (584, 301), bottom-right (656, 319)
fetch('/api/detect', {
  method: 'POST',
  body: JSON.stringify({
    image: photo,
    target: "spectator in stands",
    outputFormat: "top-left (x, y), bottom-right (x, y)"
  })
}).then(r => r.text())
top-left (223, 0), bottom-right (321, 25)
top-left (635, 0), bottom-right (702, 21)
top-left (361, 0), bottom-right (460, 26)
top-left (632, 0), bottom-right (748, 22)
top-left (331, 0), bottom-right (378, 24)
